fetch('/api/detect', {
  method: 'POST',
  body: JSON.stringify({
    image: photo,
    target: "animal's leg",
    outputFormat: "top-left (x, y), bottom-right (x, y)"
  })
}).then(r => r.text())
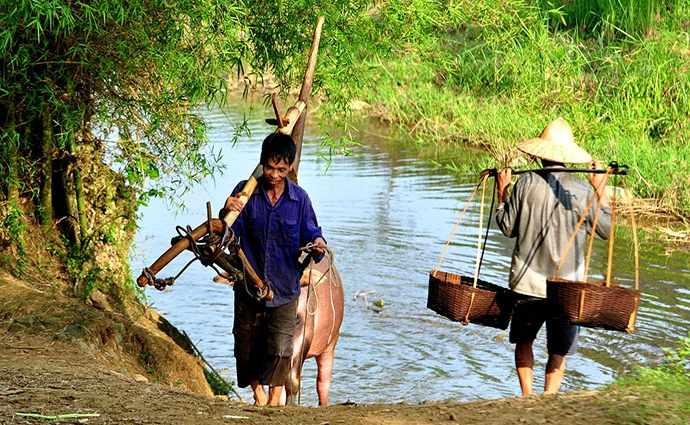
top-left (285, 362), bottom-right (303, 405)
top-left (314, 339), bottom-right (338, 406)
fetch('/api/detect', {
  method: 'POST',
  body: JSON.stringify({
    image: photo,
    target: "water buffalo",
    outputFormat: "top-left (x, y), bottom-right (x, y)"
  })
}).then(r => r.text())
top-left (287, 254), bottom-right (344, 406)
top-left (213, 250), bottom-right (344, 406)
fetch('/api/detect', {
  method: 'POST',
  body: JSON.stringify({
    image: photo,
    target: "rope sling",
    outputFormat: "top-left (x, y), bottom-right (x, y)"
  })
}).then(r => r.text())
top-left (428, 173), bottom-right (516, 330)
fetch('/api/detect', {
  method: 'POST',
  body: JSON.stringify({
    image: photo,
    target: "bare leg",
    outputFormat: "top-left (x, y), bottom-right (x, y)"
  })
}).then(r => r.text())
top-left (515, 341), bottom-right (534, 396)
top-left (268, 385), bottom-right (284, 406)
top-left (251, 380), bottom-right (267, 405)
top-left (544, 354), bottom-right (567, 394)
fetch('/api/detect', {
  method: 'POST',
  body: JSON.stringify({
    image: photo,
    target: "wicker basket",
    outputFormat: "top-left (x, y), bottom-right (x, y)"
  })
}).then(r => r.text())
top-left (547, 278), bottom-right (640, 333)
top-left (427, 270), bottom-right (518, 330)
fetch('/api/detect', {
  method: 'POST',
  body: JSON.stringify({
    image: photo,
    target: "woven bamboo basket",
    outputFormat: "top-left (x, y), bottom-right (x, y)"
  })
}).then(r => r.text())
top-left (546, 278), bottom-right (640, 333)
top-left (427, 270), bottom-right (518, 330)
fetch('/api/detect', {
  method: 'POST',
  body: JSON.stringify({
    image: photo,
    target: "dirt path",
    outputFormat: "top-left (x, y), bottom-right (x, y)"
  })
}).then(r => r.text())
top-left (0, 333), bottom-right (625, 425)
top-left (0, 270), bottom-right (625, 425)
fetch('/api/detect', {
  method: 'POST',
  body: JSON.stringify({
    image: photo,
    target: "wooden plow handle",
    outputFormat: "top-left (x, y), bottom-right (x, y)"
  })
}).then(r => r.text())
top-left (136, 165), bottom-right (273, 300)
top-left (135, 164), bottom-right (262, 289)
top-left (221, 164), bottom-right (263, 228)
top-left (136, 219), bottom-right (225, 288)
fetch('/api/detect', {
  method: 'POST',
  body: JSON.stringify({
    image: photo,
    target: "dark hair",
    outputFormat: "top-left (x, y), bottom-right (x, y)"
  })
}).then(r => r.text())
top-left (260, 133), bottom-right (296, 165)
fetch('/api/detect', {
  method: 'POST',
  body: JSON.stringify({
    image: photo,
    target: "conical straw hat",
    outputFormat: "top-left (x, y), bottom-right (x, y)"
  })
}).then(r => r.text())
top-left (516, 117), bottom-right (592, 164)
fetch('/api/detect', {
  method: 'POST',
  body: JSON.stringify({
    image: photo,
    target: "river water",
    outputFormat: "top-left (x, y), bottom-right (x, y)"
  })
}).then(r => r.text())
top-left (131, 99), bottom-right (690, 406)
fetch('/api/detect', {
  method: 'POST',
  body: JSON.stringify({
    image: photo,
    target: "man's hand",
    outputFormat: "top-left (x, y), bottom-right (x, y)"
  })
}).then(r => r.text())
top-left (588, 159), bottom-right (611, 207)
top-left (312, 237), bottom-right (326, 257)
top-left (222, 193), bottom-right (245, 215)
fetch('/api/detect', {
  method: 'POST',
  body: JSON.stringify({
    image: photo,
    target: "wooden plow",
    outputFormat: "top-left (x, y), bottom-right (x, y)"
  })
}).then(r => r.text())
top-left (137, 16), bottom-right (326, 298)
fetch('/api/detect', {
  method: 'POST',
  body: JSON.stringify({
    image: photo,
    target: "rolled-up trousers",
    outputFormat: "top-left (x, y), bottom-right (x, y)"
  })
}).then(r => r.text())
top-left (233, 295), bottom-right (298, 388)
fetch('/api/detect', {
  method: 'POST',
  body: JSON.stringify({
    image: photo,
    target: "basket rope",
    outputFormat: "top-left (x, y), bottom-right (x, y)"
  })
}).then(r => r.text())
top-left (546, 167), bottom-right (642, 333)
top-left (473, 176), bottom-right (497, 286)
top-left (621, 177), bottom-right (640, 291)
top-left (552, 167), bottom-right (614, 283)
top-left (583, 185), bottom-right (604, 281)
top-left (465, 292), bottom-right (476, 324)
top-left (472, 180), bottom-right (487, 286)
top-left (552, 168), bottom-right (639, 291)
top-left (427, 172), bottom-right (514, 330)
top-left (605, 175), bottom-right (618, 287)
top-left (432, 173), bottom-right (494, 289)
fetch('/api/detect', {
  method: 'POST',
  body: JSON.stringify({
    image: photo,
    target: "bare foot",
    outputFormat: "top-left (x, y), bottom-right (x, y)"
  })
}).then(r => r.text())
top-left (253, 393), bottom-right (267, 406)
top-left (252, 382), bottom-right (267, 405)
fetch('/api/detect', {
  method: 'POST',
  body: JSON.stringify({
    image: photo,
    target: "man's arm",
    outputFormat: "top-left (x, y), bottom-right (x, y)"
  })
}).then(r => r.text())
top-left (496, 168), bottom-right (513, 203)
top-left (495, 168), bottom-right (520, 238)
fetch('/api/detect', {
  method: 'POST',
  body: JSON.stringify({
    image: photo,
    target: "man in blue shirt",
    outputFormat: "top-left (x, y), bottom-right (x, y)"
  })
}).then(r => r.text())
top-left (221, 132), bottom-right (326, 406)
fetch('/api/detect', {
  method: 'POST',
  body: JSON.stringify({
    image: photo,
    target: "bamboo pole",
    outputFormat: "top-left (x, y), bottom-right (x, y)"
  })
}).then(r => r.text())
top-left (483, 165), bottom-right (630, 177)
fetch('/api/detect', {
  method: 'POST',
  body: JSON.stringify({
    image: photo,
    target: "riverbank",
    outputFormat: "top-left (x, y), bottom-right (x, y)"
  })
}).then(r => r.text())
top-left (3, 262), bottom-right (690, 424)
top-left (1, 320), bottom-right (686, 424)
top-left (329, 2), bottom-right (690, 221)
top-left (0, 344), bottom-right (642, 425)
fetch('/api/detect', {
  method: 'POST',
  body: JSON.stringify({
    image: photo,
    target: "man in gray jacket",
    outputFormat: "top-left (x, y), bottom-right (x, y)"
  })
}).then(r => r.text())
top-left (495, 117), bottom-right (612, 396)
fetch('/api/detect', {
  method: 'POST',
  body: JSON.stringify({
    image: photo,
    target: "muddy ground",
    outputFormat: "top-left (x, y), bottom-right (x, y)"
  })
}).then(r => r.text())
top-left (0, 341), bottom-right (624, 425)
top-left (0, 269), bottom-right (651, 425)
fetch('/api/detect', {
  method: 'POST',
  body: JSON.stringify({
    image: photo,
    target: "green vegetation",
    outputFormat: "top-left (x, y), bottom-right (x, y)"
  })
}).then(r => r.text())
top-left (203, 367), bottom-right (235, 397)
top-left (2, 0), bottom-right (687, 299)
top-left (602, 333), bottom-right (690, 424)
top-left (0, 0), bottom-right (688, 410)
top-left (349, 1), bottom-right (690, 220)
top-left (0, 0), bottom-right (372, 297)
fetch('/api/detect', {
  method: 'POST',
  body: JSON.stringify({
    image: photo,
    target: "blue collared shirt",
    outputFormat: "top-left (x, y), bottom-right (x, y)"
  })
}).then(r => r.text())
top-left (231, 176), bottom-right (324, 307)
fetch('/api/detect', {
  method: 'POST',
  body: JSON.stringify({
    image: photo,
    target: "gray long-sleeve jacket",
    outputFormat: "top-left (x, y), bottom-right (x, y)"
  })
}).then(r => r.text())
top-left (495, 170), bottom-right (612, 298)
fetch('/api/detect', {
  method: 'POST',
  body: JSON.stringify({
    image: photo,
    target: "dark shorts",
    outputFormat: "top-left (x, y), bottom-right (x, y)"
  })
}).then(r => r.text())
top-left (233, 296), bottom-right (298, 388)
top-left (509, 296), bottom-right (579, 356)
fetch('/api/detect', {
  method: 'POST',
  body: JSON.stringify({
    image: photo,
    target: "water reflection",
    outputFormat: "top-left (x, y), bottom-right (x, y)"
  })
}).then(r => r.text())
top-left (131, 100), bottom-right (690, 406)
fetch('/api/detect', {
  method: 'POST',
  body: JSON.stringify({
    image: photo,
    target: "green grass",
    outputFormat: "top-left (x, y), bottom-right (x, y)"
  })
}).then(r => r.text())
top-left (352, 1), bottom-right (690, 220)
top-left (602, 369), bottom-right (690, 424)
top-left (203, 367), bottom-right (234, 396)
top-left (600, 332), bottom-right (690, 424)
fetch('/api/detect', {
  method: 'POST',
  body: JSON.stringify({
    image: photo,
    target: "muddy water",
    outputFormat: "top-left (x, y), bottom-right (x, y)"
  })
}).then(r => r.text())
top-left (131, 101), bottom-right (690, 406)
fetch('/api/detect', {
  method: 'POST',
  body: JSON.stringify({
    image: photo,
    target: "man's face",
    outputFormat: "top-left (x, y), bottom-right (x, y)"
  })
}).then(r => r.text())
top-left (262, 157), bottom-right (292, 189)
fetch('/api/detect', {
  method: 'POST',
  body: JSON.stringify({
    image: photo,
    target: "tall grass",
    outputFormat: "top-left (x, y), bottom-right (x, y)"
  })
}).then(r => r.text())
top-left (533, 0), bottom-right (683, 39)
top-left (355, 0), bottom-right (690, 219)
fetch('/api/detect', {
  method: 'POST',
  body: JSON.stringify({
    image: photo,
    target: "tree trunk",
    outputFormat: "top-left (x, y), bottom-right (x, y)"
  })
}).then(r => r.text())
top-left (52, 153), bottom-right (79, 247)
top-left (66, 76), bottom-right (87, 242)
top-left (1, 103), bottom-right (19, 204)
top-left (39, 102), bottom-right (53, 225)
top-left (67, 133), bottom-right (87, 243)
